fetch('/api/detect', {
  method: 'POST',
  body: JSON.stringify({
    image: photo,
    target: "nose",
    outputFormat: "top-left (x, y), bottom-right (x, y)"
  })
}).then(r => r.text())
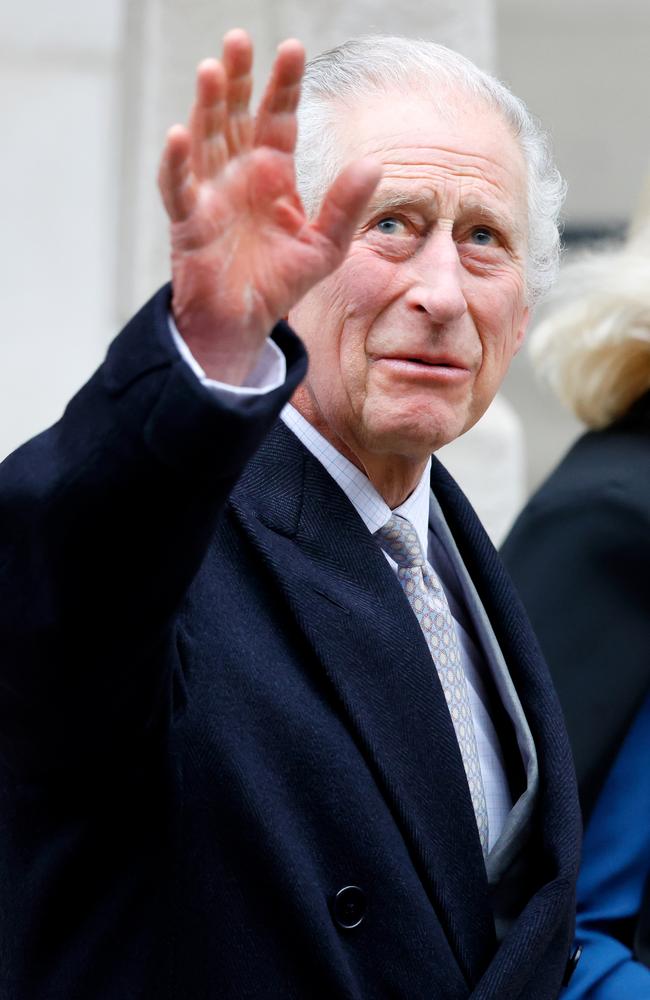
top-left (403, 229), bottom-right (467, 324)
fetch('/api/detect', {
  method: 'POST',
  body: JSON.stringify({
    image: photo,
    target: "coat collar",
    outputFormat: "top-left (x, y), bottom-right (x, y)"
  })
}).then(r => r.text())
top-left (231, 421), bottom-right (496, 983)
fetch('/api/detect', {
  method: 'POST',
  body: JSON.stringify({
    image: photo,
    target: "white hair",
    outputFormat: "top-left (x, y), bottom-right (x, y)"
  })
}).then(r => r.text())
top-left (295, 35), bottom-right (565, 307)
top-left (528, 229), bottom-right (650, 428)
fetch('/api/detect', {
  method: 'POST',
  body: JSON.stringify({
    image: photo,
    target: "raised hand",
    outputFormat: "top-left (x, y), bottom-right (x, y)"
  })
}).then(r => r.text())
top-left (158, 29), bottom-right (381, 385)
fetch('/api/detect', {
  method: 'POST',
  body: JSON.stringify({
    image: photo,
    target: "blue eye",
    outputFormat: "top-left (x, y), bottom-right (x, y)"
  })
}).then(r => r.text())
top-left (471, 227), bottom-right (494, 245)
top-left (376, 217), bottom-right (403, 235)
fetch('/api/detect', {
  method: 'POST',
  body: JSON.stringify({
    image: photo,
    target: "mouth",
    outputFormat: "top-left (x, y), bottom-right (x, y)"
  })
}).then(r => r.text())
top-left (404, 357), bottom-right (454, 366)
top-left (371, 354), bottom-right (471, 380)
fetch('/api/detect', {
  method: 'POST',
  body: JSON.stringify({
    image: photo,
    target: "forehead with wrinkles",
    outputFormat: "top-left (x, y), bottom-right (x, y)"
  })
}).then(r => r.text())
top-left (337, 88), bottom-right (528, 234)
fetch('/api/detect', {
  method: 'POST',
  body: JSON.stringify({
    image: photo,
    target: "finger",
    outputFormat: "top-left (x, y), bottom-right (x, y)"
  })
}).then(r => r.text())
top-left (222, 28), bottom-right (254, 156)
top-left (159, 125), bottom-right (198, 223)
top-left (254, 39), bottom-right (305, 153)
top-left (190, 59), bottom-right (228, 181)
top-left (312, 158), bottom-right (383, 253)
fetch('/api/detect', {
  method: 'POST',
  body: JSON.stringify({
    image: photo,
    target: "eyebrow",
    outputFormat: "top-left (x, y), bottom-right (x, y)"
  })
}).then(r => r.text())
top-left (366, 188), bottom-right (436, 217)
top-left (365, 188), bottom-right (525, 241)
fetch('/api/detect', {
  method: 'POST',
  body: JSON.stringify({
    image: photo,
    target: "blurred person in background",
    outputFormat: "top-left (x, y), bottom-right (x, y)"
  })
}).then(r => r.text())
top-left (502, 201), bottom-right (650, 997)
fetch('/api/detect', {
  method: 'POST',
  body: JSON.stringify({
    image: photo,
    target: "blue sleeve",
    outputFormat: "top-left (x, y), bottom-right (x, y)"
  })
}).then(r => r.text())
top-left (564, 691), bottom-right (650, 998)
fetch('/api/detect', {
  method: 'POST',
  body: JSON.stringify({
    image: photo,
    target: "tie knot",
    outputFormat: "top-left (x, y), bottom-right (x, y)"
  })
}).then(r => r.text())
top-left (376, 514), bottom-right (425, 569)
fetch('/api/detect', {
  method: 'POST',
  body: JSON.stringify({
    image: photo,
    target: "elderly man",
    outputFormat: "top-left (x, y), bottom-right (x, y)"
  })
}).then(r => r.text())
top-left (0, 30), bottom-right (579, 999)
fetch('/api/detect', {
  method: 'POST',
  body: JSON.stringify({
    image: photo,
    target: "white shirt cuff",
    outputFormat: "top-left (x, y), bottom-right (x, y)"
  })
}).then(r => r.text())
top-left (168, 312), bottom-right (287, 396)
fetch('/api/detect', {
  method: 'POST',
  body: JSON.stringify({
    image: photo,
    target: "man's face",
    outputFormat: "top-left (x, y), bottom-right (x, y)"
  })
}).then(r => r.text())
top-left (289, 90), bottom-right (530, 471)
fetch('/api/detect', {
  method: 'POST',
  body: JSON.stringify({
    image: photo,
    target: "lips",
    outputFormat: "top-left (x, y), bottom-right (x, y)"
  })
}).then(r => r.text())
top-left (403, 357), bottom-right (456, 367)
top-left (373, 353), bottom-right (468, 370)
top-left (368, 353), bottom-right (473, 385)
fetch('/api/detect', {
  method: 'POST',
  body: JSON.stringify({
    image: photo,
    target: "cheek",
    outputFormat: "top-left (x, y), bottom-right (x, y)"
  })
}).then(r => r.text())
top-left (315, 257), bottom-right (397, 369)
top-left (470, 277), bottom-right (527, 370)
top-left (334, 252), bottom-right (400, 319)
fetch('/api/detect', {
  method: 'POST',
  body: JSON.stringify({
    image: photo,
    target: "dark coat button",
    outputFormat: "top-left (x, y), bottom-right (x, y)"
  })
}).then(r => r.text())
top-left (563, 944), bottom-right (582, 986)
top-left (331, 886), bottom-right (367, 930)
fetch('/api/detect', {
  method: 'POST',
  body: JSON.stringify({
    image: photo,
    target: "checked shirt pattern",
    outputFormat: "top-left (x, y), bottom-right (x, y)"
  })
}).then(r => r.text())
top-left (376, 513), bottom-right (489, 855)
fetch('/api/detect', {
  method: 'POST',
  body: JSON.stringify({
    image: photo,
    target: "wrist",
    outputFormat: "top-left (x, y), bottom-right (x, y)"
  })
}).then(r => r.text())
top-left (171, 299), bottom-right (267, 386)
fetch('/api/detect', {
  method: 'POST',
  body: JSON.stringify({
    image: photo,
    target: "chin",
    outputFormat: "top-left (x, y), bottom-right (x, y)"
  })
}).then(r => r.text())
top-left (363, 410), bottom-right (464, 458)
top-left (367, 419), bottom-right (462, 461)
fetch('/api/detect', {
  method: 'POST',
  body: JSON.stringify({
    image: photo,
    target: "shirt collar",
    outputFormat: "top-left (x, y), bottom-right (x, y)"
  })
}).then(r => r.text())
top-left (280, 404), bottom-right (431, 550)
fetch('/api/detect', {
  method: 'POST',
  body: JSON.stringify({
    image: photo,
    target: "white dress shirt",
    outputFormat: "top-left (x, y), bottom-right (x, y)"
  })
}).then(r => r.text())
top-left (170, 318), bottom-right (513, 850)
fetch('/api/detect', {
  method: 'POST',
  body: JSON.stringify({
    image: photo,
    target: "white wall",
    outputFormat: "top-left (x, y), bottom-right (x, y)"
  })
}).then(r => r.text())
top-left (497, 0), bottom-right (650, 229)
top-left (0, 0), bottom-right (125, 460)
top-left (495, 0), bottom-right (650, 497)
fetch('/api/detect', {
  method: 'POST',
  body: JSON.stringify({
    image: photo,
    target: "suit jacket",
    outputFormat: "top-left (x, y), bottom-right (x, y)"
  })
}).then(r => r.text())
top-left (501, 390), bottom-right (650, 985)
top-left (0, 286), bottom-right (580, 999)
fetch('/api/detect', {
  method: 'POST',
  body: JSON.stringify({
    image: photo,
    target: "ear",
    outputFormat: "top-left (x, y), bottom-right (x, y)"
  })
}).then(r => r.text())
top-left (513, 306), bottom-right (530, 356)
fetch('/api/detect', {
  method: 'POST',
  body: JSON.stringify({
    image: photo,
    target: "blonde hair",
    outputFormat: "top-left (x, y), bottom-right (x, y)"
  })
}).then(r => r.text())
top-left (529, 226), bottom-right (650, 428)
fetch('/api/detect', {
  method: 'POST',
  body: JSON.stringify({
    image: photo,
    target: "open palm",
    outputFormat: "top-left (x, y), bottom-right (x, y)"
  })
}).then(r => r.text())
top-left (158, 31), bottom-right (380, 385)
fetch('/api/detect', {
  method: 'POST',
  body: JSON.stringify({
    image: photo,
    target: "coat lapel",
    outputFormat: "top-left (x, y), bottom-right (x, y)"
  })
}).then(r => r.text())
top-left (427, 491), bottom-right (538, 888)
top-left (428, 455), bottom-right (580, 861)
top-left (230, 422), bottom-right (496, 983)
top-left (428, 455), bottom-right (581, 985)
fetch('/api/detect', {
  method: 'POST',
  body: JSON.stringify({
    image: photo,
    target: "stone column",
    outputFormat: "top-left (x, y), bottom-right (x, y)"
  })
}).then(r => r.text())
top-left (0, 0), bottom-right (124, 460)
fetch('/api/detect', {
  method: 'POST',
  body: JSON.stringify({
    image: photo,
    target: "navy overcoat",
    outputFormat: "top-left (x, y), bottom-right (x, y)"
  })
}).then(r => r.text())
top-left (0, 287), bottom-right (580, 998)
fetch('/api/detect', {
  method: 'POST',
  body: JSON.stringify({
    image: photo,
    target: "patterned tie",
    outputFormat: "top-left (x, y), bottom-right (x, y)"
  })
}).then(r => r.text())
top-left (376, 513), bottom-right (489, 855)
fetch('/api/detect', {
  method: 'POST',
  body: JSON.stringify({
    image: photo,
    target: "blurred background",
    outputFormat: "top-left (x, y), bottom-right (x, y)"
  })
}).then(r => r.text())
top-left (1, 0), bottom-right (648, 542)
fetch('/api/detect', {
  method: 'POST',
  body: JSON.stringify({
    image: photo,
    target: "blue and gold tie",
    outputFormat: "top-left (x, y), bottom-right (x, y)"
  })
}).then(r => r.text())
top-left (376, 513), bottom-right (489, 855)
